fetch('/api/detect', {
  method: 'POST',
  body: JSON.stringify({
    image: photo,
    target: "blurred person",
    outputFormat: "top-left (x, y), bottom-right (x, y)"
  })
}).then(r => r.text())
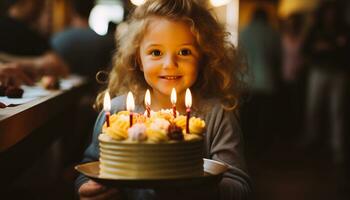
top-left (0, 51), bottom-right (69, 79)
top-left (0, 0), bottom-right (48, 56)
top-left (240, 6), bottom-right (282, 96)
top-left (280, 13), bottom-right (308, 134)
top-left (50, 0), bottom-right (116, 166)
top-left (239, 6), bottom-right (282, 142)
top-left (281, 13), bottom-right (306, 83)
top-left (0, 0), bottom-right (69, 79)
top-left (302, 1), bottom-right (350, 164)
top-left (0, 62), bottom-right (34, 87)
top-left (51, 0), bottom-right (115, 78)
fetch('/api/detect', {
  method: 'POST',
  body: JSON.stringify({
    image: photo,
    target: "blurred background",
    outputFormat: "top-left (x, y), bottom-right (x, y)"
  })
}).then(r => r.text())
top-left (1, 0), bottom-right (349, 199)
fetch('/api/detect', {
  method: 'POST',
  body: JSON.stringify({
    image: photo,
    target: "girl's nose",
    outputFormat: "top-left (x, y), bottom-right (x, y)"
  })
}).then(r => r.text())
top-left (163, 54), bottom-right (178, 69)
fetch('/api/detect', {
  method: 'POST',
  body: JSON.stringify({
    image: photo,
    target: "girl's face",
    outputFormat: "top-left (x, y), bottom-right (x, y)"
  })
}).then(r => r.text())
top-left (139, 17), bottom-right (200, 99)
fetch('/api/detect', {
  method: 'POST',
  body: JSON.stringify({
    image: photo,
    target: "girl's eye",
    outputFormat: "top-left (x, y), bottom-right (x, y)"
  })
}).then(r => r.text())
top-left (150, 50), bottom-right (162, 56)
top-left (178, 49), bottom-right (192, 56)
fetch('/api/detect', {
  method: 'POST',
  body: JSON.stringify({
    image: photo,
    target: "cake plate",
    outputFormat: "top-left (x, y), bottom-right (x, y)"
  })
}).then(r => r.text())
top-left (75, 158), bottom-right (228, 188)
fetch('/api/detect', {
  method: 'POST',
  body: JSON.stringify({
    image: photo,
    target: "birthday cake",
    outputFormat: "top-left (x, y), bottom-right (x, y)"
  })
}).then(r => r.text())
top-left (98, 109), bottom-right (206, 179)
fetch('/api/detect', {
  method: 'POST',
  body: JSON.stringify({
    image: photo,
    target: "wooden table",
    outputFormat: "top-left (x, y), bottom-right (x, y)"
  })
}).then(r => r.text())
top-left (1, 91), bottom-right (68, 151)
top-left (0, 80), bottom-right (91, 188)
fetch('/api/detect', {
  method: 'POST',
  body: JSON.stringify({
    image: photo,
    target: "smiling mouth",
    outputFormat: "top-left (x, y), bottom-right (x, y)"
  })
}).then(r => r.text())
top-left (159, 76), bottom-right (182, 80)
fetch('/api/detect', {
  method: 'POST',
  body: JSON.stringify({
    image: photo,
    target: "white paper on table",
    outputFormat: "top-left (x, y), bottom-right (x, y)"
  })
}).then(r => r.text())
top-left (0, 74), bottom-right (85, 106)
top-left (60, 75), bottom-right (85, 90)
top-left (0, 96), bottom-right (37, 106)
top-left (0, 86), bottom-right (49, 106)
top-left (21, 85), bottom-right (51, 98)
top-left (0, 85), bottom-right (50, 106)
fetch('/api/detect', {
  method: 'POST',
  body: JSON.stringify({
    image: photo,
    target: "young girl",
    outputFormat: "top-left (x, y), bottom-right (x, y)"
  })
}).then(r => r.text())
top-left (76, 0), bottom-right (251, 199)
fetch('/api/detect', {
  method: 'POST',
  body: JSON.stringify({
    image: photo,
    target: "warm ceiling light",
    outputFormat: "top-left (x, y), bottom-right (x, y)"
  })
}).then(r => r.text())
top-left (131, 0), bottom-right (146, 6)
top-left (210, 0), bottom-right (232, 7)
top-left (89, 4), bottom-right (124, 35)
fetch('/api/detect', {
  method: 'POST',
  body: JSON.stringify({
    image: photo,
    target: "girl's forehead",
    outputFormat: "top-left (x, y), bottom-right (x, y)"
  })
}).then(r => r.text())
top-left (142, 17), bottom-right (196, 41)
top-left (143, 32), bottom-right (195, 48)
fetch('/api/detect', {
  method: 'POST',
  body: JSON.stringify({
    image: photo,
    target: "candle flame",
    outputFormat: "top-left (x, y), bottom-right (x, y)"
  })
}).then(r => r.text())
top-left (171, 88), bottom-right (177, 104)
top-left (126, 91), bottom-right (135, 111)
top-left (145, 89), bottom-right (151, 106)
top-left (185, 88), bottom-right (192, 108)
top-left (103, 91), bottom-right (111, 111)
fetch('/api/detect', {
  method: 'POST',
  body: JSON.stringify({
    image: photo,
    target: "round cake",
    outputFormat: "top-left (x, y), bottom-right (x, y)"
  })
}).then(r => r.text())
top-left (99, 109), bottom-right (206, 179)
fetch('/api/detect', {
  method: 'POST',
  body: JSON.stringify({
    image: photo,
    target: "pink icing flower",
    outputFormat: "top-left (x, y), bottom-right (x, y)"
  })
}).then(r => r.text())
top-left (128, 123), bottom-right (147, 141)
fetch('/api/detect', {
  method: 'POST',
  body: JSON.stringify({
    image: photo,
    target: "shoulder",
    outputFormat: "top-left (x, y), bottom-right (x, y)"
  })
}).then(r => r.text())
top-left (198, 98), bottom-right (233, 119)
top-left (110, 95), bottom-right (127, 113)
top-left (53, 28), bottom-right (97, 41)
top-left (52, 28), bottom-right (84, 42)
top-left (199, 98), bottom-right (240, 128)
top-left (197, 98), bottom-right (225, 113)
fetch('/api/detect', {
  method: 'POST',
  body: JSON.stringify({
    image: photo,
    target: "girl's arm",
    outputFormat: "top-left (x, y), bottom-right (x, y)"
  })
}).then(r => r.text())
top-left (205, 104), bottom-right (252, 200)
top-left (75, 111), bottom-right (106, 191)
top-left (75, 95), bottom-right (126, 191)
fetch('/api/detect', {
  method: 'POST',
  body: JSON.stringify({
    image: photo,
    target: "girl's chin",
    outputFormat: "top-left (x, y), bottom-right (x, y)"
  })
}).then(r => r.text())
top-left (153, 87), bottom-right (186, 97)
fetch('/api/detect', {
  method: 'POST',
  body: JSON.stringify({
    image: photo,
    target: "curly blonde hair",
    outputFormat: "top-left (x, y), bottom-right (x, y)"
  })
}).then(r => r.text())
top-left (95, 0), bottom-right (246, 111)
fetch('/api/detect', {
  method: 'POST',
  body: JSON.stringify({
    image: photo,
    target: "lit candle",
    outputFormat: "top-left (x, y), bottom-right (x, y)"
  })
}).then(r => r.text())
top-left (185, 89), bottom-right (192, 134)
top-left (145, 89), bottom-right (151, 118)
top-left (103, 91), bottom-right (111, 127)
top-left (126, 91), bottom-right (135, 127)
top-left (171, 88), bottom-right (177, 118)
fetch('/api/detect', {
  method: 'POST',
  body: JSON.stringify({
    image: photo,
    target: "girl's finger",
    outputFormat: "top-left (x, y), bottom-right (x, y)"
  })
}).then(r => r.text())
top-left (2, 76), bottom-right (9, 87)
top-left (16, 71), bottom-right (34, 85)
top-left (79, 181), bottom-right (107, 197)
top-left (90, 188), bottom-right (120, 200)
top-left (9, 77), bottom-right (19, 87)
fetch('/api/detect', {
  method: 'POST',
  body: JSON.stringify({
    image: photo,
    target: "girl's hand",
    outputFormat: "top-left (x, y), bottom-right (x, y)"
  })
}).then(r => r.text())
top-left (78, 180), bottom-right (122, 200)
top-left (0, 63), bottom-right (34, 87)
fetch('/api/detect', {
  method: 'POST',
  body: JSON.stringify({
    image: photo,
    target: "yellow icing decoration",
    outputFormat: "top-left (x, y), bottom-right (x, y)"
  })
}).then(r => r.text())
top-left (105, 119), bottom-right (129, 140)
top-left (146, 129), bottom-right (168, 142)
top-left (189, 117), bottom-right (206, 135)
top-left (103, 110), bottom-right (205, 142)
top-left (116, 110), bottom-right (130, 117)
top-left (102, 114), bottom-right (118, 130)
top-left (184, 133), bottom-right (201, 141)
top-left (174, 115), bottom-right (186, 130)
top-left (110, 114), bottom-right (118, 123)
top-left (151, 109), bottom-right (176, 122)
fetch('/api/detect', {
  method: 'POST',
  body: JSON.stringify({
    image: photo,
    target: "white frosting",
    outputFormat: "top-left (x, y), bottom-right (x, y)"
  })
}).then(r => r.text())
top-left (118, 114), bottom-right (129, 121)
top-left (128, 123), bottom-right (147, 141)
top-left (149, 118), bottom-right (170, 132)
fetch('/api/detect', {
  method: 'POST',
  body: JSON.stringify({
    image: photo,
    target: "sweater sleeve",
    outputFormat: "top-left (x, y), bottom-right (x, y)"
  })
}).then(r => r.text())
top-left (74, 110), bottom-right (105, 191)
top-left (74, 95), bottom-right (127, 192)
top-left (205, 104), bottom-right (252, 200)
